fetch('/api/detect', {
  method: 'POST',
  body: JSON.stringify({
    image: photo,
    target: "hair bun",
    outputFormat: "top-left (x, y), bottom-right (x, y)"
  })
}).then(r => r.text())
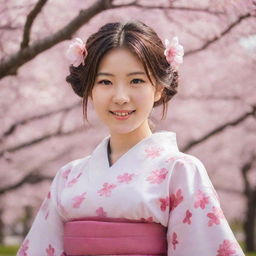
top-left (66, 65), bottom-right (85, 98)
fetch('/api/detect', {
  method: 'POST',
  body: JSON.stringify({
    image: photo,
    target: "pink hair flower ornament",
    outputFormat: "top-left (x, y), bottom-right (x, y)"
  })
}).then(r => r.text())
top-left (65, 37), bottom-right (87, 67)
top-left (164, 36), bottom-right (184, 71)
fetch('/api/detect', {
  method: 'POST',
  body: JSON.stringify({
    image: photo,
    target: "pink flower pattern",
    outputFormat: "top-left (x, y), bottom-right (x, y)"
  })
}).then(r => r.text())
top-left (140, 217), bottom-right (153, 222)
top-left (96, 207), bottom-right (107, 217)
top-left (145, 146), bottom-right (164, 159)
top-left (117, 173), bottom-right (135, 184)
top-left (97, 182), bottom-right (117, 197)
top-left (72, 192), bottom-right (87, 208)
top-left (159, 196), bottom-right (169, 211)
top-left (66, 172), bottom-right (82, 187)
top-left (62, 169), bottom-right (71, 179)
top-left (146, 168), bottom-right (168, 184)
top-left (46, 244), bottom-right (55, 256)
top-left (183, 210), bottom-right (192, 224)
top-left (207, 206), bottom-right (225, 227)
top-left (17, 239), bottom-right (29, 256)
top-left (171, 232), bottom-right (179, 250)
top-left (216, 239), bottom-right (239, 256)
top-left (165, 156), bottom-right (177, 163)
top-left (170, 189), bottom-right (184, 211)
top-left (194, 189), bottom-right (210, 209)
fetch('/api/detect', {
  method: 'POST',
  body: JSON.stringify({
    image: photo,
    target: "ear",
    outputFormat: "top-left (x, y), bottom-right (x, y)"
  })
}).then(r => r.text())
top-left (154, 85), bottom-right (164, 102)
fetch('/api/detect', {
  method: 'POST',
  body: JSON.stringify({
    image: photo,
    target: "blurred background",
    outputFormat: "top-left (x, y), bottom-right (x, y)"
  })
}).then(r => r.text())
top-left (0, 0), bottom-right (255, 255)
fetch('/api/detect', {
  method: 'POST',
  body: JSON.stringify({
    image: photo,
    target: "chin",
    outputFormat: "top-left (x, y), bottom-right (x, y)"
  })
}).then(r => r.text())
top-left (108, 125), bottom-right (140, 135)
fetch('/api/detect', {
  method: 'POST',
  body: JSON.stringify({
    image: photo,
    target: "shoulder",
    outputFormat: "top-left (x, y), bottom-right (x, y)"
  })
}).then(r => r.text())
top-left (167, 152), bottom-right (205, 170)
top-left (167, 152), bottom-right (216, 193)
top-left (57, 155), bottom-right (91, 180)
top-left (168, 152), bottom-right (211, 182)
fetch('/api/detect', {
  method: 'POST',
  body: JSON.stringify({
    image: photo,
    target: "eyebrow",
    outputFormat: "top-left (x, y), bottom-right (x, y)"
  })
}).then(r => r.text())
top-left (96, 71), bottom-right (146, 77)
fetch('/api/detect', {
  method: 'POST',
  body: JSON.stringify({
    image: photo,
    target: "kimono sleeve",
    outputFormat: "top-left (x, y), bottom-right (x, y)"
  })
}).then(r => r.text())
top-left (16, 167), bottom-right (67, 256)
top-left (166, 155), bottom-right (245, 256)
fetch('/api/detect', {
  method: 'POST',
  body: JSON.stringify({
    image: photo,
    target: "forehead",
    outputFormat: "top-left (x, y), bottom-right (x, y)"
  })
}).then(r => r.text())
top-left (97, 47), bottom-right (145, 73)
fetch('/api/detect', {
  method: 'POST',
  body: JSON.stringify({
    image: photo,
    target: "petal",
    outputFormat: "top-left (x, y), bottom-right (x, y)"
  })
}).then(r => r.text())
top-left (174, 55), bottom-right (183, 64)
top-left (164, 39), bottom-right (170, 48)
top-left (176, 45), bottom-right (184, 56)
top-left (74, 37), bottom-right (84, 46)
top-left (171, 36), bottom-right (179, 47)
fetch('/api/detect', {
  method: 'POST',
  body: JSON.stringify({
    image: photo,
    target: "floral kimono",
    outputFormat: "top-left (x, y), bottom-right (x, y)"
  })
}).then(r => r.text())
top-left (17, 130), bottom-right (245, 256)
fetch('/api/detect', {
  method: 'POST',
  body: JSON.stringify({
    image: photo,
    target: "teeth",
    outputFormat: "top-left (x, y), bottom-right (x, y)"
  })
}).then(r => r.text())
top-left (112, 111), bottom-right (133, 116)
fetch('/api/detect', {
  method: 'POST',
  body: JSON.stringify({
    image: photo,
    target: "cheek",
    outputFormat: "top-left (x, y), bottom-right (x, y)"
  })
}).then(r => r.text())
top-left (133, 89), bottom-right (155, 106)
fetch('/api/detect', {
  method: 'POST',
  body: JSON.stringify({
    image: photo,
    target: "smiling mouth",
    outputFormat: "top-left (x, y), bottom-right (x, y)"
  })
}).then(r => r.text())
top-left (109, 110), bottom-right (136, 116)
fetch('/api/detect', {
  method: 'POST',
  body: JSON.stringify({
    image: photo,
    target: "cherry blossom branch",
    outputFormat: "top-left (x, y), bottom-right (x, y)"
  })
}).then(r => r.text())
top-left (185, 13), bottom-right (253, 56)
top-left (1, 101), bottom-right (81, 138)
top-left (182, 105), bottom-right (256, 152)
top-left (0, 0), bottom-right (114, 79)
top-left (20, 0), bottom-right (48, 49)
top-left (0, 125), bottom-right (85, 158)
top-left (112, 1), bottom-right (224, 15)
top-left (0, 149), bottom-right (74, 195)
top-left (0, 173), bottom-right (53, 195)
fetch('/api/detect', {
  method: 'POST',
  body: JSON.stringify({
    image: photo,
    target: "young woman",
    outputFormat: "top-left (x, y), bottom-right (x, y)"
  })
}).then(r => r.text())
top-left (17, 20), bottom-right (245, 256)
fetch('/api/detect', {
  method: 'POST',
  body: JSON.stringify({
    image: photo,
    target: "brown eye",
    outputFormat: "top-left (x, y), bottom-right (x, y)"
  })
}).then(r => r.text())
top-left (131, 79), bottom-right (145, 84)
top-left (98, 80), bottom-right (112, 85)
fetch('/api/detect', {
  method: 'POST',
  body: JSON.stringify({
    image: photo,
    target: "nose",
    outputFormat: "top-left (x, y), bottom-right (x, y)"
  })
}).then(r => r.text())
top-left (112, 85), bottom-right (130, 105)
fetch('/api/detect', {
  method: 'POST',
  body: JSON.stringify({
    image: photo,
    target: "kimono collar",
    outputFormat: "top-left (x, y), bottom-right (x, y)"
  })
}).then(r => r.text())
top-left (90, 130), bottom-right (180, 170)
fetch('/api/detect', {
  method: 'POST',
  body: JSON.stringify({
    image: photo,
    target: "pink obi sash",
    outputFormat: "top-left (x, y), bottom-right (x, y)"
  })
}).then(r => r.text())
top-left (63, 217), bottom-right (168, 256)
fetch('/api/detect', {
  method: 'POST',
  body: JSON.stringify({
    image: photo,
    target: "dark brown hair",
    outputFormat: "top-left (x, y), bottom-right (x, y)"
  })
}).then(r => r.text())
top-left (66, 20), bottom-right (179, 122)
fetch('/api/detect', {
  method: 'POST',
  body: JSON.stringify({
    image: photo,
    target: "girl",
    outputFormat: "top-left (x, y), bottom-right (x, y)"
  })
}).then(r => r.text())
top-left (17, 20), bottom-right (245, 256)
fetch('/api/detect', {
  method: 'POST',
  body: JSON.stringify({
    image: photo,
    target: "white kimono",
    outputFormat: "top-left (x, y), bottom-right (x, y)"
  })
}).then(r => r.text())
top-left (16, 130), bottom-right (245, 256)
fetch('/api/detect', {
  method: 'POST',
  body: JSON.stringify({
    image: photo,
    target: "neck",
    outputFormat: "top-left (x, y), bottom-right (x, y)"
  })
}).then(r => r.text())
top-left (109, 120), bottom-right (152, 156)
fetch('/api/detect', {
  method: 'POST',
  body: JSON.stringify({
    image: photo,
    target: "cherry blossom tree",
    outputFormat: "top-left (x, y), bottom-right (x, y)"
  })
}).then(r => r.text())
top-left (0, 0), bottom-right (255, 252)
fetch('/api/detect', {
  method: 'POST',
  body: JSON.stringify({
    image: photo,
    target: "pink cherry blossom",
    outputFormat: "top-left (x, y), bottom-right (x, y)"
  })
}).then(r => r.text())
top-left (216, 239), bottom-right (239, 256)
top-left (164, 36), bottom-right (184, 70)
top-left (97, 182), bottom-right (117, 197)
top-left (146, 168), bottom-right (168, 184)
top-left (194, 189), bottom-right (210, 209)
top-left (62, 169), bottom-right (71, 179)
top-left (66, 172), bottom-right (82, 187)
top-left (140, 217), bottom-right (153, 222)
top-left (46, 244), bottom-right (55, 256)
top-left (145, 146), bottom-right (164, 158)
top-left (170, 189), bottom-right (184, 210)
top-left (17, 239), bottom-right (29, 256)
top-left (183, 209), bottom-right (192, 224)
top-left (96, 207), bottom-right (107, 217)
top-left (72, 192), bottom-right (87, 208)
top-left (65, 38), bottom-right (87, 67)
top-left (117, 173), bottom-right (135, 184)
top-left (207, 206), bottom-right (225, 227)
top-left (159, 196), bottom-right (169, 211)
top-left (171, 232), bottom-right (179, 250)
top-left (165, 156), bottom-right (179, 163)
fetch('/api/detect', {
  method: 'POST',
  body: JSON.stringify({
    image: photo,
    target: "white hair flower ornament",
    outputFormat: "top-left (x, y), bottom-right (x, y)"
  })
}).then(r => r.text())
top-left (65, 37), bottom-right (87, 67)
top-left (164, 36), bottom-right (184, 71)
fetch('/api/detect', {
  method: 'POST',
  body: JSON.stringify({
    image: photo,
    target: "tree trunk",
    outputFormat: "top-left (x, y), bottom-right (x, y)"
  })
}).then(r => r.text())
top-left (243, 189), bottom-right (256, 252)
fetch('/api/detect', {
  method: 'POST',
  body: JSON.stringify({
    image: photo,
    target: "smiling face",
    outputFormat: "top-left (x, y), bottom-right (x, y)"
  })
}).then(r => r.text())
top-left (89, 47), bottom-right (163, 136)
